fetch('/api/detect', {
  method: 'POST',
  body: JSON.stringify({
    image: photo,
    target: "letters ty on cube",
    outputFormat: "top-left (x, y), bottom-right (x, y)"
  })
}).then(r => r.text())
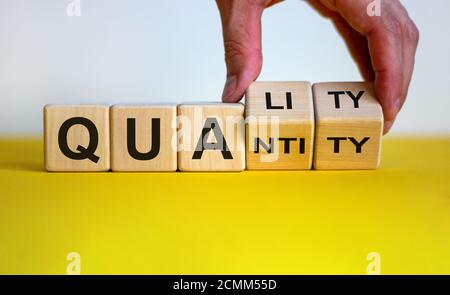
top-left (312, 82), bottom-right (383, 170)
top-left (177, 103), bottom-right (245, 171)
top-left (110, 105), bottom-right (177, 172)
top-left (44, 105), bottom-right (110, 172)
top-left (245, 81), bottom-right (315, 170)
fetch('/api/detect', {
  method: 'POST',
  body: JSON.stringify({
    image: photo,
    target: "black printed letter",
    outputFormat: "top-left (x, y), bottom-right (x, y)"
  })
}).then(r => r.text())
top-left (265, 92), bottom-right (293, 110)
top-left (127, 118), bottom-right (161, 160)
top-left (346, 91), bottom-right (364, 108)
top-left (254, 138), bottom-right (274, 154)
top-left (192, 118), bottom-right (233, 160)
top-left (327, 137), bottom-right (347, 154)
top-left (348, 137), bottom-right (370, 153)
top-left (328, 91), bottom-right (346, 109)
top-left (58, 117), bottom-right (100, 163)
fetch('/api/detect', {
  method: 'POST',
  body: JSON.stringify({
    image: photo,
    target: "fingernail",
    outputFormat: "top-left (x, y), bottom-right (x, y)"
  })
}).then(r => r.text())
top-left (395, 98), bottom-right (402, 113)
top-left (221, 75), bottom-right (237, 102)
top-left (386, 98), bottom-right (401, 122)
top-left (384, 120), bottom-right (394, 134)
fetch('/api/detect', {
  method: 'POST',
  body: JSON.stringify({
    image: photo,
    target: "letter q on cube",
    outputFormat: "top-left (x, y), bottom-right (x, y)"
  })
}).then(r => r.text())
top-left (44, 105), bottom-right (110, 172)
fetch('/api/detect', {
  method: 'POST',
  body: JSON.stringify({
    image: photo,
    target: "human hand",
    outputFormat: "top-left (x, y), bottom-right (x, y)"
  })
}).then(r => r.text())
top-left (216, 0), bottom-right (419, 134)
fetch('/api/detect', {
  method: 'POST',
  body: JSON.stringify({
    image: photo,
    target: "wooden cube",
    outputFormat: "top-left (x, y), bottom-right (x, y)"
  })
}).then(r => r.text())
top-left (44, 105), bottom-right (110, 172)
top-left (177, 103), bottom-right (245, 171)
top-left (245, 81), bottom-right (315, 170)
top-left (110, 105), bottom-right (177, 172)
top-left (312, 82), bottom-right (383, 170)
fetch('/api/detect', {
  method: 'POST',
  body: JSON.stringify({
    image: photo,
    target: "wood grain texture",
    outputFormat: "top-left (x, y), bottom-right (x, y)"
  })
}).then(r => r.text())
top-left (312, 82), bottom-right (383, 170)
top-left (177, 103), bottom-right (245, 171)
top-left (245, 81), bottom-right (314, 170)
top-left (44, 105), bottom-right (110, 172)
top-left (110, 105), bottom-right (177, 172)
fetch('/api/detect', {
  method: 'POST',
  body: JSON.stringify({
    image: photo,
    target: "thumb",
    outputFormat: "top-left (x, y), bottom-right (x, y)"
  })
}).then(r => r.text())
top-left (216, 0), bottom-right (265, 102)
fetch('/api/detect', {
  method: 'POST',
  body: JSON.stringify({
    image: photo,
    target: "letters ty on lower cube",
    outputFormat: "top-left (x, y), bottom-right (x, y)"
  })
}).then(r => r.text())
top-left (312, 82), bottom-right (383, 170)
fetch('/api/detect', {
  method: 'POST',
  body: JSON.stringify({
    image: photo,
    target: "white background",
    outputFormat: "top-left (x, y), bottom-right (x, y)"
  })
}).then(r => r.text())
top-left (0, 0), bottom-right (449, 135)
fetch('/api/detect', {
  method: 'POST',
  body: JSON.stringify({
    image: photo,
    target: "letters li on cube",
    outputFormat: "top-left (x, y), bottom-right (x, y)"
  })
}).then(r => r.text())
top-left (245, 81), bottom-right (315, 170)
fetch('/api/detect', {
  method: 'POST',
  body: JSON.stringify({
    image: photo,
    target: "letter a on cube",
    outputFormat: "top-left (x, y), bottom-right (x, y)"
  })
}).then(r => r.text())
top-left (177, 103), bottom-right (245, 171)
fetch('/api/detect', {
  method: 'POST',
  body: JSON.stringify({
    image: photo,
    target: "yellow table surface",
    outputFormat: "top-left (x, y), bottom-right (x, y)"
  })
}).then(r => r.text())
top-left (0, 137), bottom-right (449, 275)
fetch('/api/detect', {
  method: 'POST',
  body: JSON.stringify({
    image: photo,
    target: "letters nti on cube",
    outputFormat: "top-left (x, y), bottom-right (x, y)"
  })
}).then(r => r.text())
top-left (177, 103), bottom-right (245, 171)
top-left (110, 105), bottom-right (177, 172)
top-left (44, 105), bottom-right (110, 171)
top-left (245, 81), bottom-right (314, 170)
top-left (312, 82), bottom-right (383, 170)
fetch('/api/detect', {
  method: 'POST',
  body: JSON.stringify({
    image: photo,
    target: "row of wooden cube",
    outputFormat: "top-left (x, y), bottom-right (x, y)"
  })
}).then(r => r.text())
top-left (44, 81), bottom-right (383, 172)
